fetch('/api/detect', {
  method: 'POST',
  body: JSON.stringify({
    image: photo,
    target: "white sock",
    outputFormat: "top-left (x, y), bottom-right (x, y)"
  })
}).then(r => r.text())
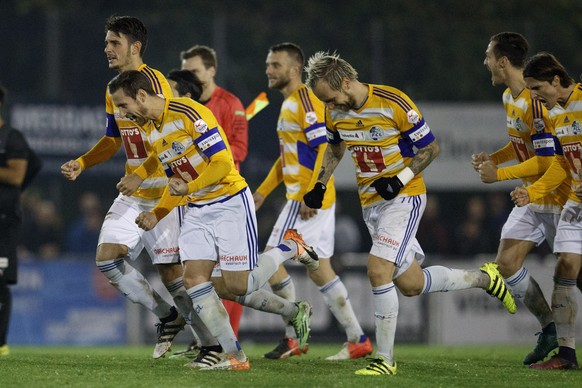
top-left (187, 281), bottom-right (244, 358)
top-left (246, 243), bottom-right (297, 293)
top-left (320, 276), bottom-right (364, 342)
top-left (236, 289), bottom-right (298, 321)
top-left (165, 277), bottom-right (216, 347)
top-left (97, 259), bottom-right (172, 318)
top-left (372, 283), bottom-right (398, 365)
top-left (421, 266), bottom-right (484, 294)
top-left (271, 276), bottom-right (297, 338)
top-left (506, 267), bottom-right (553, 328)
top-left (552, 277), bottom-right (578, 349)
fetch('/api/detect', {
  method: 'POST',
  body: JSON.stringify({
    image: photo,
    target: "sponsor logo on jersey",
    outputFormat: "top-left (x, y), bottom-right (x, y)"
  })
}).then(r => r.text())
top-left (305, 111), bottom-right (318, 125)
top-left (162, 139), bottom-right (168, 146)
top-left (353, 145), bottom-right (381, 153)
top-left (356, 119), bottom-right (365, 127)
top-left (194, 119), bottom-right (209, 133)
top-left (119, 127), bottom-right (141, 136)
top-left (172, 141), bottom-right (185, 154)
top-left (220, 255), bottom-right (248, 263)
top-left (375, 233), bottom-right (400, 248)
top-left (564, 116), bottom-right (570, 123)
top-left (407, 109), bottom-right (420, 124)
top-left (509, 134), bottom-right (525, 145)
top-left (168, 155), bottom-right (190, 169)
top-left (533, 118), bottom-right (545, 132)
top-left (153, 246), bottom-right (179, 255)
top-left (561, 142), bottom-right (581, 153)
top-left (339, 130), bottom-right (363, 140)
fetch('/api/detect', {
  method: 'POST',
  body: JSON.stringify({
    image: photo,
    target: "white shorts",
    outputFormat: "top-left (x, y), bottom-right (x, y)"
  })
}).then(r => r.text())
top-left (98, 194), bottom-right (182, 264)
top-left (266, 200), bottom-right (335, 258)
top-left (363, 194), bottom-right (426, 276)
top-left (179, 188), bottom-right (258, 272)
top-left (500, 205), bottom-right (559, 248)
top-left (553, 199), bottom-right (582, 255)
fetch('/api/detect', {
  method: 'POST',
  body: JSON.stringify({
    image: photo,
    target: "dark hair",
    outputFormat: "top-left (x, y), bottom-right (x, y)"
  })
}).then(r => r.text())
top-left (489, 32), bottom-right (528, 68)
top-left (166, 69), bottom-right (203, 101)
top-left (269, 42), bottom-right (305, 68)
top-left (180, 45), bottom-right (217, 69)
top-left (105, 15), bottom-right (148, 57)
top-left (108, 70), bottom-right (155, 98)
top-left (523, 52), bottom-right (575, 88)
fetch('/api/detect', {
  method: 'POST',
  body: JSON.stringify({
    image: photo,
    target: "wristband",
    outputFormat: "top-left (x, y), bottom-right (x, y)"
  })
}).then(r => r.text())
top-left (396, 167), bottom-right (414, 186)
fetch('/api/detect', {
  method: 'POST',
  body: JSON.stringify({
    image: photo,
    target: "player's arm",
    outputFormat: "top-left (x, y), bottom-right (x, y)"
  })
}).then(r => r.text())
top-left (61, 135), bottom-right (122, 181)
top-left (524, 154), bottom-right (570, 202)
top-left (0, 131), bottom-right (28, 186)
top-left (117, 153), bottom-right (161, 196)
top-left (253, 157), bottom-right (283, 210)
top-left (227, 100), bottom-right (249, 166)
top-left (136, 177), bottom-right (184, 231)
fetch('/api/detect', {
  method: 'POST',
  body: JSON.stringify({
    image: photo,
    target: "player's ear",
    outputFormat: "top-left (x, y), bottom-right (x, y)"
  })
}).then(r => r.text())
top-left (136, 89), bottom-right (147, 103)
top-left (131, 41), bottom-right (142, 56)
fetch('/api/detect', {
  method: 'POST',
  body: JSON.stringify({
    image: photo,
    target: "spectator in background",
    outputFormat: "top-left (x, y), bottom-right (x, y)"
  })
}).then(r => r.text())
top-left (66, 192), bottom-right (104, 258)
top-left (19, 198), bottom-right (64, 260)
top-left (417, 196), bottom-right (452, 255)
top-left (453, 195), bottom-right (491, 255)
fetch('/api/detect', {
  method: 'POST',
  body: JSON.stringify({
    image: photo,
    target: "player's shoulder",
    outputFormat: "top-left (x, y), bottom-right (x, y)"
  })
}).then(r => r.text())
top-left (214, 86), bottom-right (244, 106)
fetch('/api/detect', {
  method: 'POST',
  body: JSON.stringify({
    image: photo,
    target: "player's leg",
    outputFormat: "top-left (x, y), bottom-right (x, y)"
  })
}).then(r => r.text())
top-left (0, 211), bottom-right (18, 357)
top-left (179, 208), bottom-right (248, 371)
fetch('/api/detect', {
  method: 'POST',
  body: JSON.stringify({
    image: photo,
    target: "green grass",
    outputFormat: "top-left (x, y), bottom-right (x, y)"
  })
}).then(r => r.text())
top-left (0, 344), bottom-right (579, 387)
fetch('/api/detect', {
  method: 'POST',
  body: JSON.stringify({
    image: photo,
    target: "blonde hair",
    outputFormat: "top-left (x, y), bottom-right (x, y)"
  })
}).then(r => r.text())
top-left (305, 51), bottom-right (358, 90)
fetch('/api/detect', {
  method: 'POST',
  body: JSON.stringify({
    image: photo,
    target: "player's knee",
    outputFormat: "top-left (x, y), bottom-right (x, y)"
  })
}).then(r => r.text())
top-left (495, 258), bottom-right (517, 278)
top-left (224, 281), bottom-right (248, 297)
top-left (399, 284), bottom-right (423, 297)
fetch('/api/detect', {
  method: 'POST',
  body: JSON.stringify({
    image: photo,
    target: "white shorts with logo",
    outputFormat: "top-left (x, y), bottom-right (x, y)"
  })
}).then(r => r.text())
top-left (266, 200), bottom-right (335, 258)
top-left (179, 188), bottom-right (258, 274)
top-left (500, 205), bottom-right (559, 248)
top-left (363, 194), bottom-right (426, 279)
top-left (98, 194), bottom-right (182, 264)
top-left (553, 199), bottom-right (582, 255)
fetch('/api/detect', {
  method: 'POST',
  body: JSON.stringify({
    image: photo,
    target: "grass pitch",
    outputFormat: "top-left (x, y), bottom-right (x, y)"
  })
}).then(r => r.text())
top-left (0, 343), bottom-right (579, 387)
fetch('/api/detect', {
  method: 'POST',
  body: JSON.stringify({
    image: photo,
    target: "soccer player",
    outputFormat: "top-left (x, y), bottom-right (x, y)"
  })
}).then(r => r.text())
top-left (473, 32), bottom-right (569, 364)
top-left (303, 51), bottom-right (516, 376)
top-left (60, 16), bottom-right (199, 359)
top-left (180, 45), bottom-right (247, 345)
top-left (107, 70), bottom-right (319, 370)
top-left (511, 52), bottom-right (581, 370)
top-left (254, 42), bottom-right (372, 360)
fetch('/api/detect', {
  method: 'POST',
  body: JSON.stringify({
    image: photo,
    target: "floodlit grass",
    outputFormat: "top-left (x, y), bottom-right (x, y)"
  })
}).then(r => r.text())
top-left (0, 344), bottom-right (579, 387)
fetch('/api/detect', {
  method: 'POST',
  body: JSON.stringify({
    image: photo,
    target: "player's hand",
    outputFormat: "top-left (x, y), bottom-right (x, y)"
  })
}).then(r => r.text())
top-left (477, 160), bottom-right (498, 183)
top-left (299, 201), bottom-right (317, 220)
top-left (61, 160), bottom-right (83, 181)
top-left (471, 152), bottom-right (491, 172)
top-left (303, 182), bottom-right (326, 209)
top-left (253, 192), bottom-right (265, 211)
top-left (135, 211), bottom-right (159, 231)
top-left (510, 187), bottom-right (530, 207)
top-left (372, 176), bottom-right (403, 201)
top-left (169, 178), bottom-right (188, 196)
top-left (116, 173), bottom-right (143, 196)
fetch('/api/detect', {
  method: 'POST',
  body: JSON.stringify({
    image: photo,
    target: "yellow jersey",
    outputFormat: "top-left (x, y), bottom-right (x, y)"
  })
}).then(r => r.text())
top-left (144, 97), bottom-right (247, 207)
top-left (256, 85), bottom-right (335, 209)
top-left (325, 84), bottom-right (435, 207)
top-left (105, 64), bottom-right (171, 200)
top-left (525, 84), bottom-right (582, 203)
top-left (492, 88), bottom-right (568, 213)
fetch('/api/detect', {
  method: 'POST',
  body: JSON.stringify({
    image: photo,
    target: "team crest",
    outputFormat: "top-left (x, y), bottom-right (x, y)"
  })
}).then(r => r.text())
top-left (194, 119), bottom-right (209, 133)
top-left (533, 118), bottom-right (545, 133)
top-left (515, 118), bottom-right (523, 131)
top-left (369, 126), bottom-right (384, 140)
top-left (305, 111), bottom-right (318, 125)
top-left (572, 121), bottom-right (581, 135)
top-left (172, 141), bottom-right (185, 154)
top-left (407, 109), bottom-right (420, 124)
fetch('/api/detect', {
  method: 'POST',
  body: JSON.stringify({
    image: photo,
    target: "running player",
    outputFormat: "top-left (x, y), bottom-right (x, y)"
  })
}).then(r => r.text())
top-left (303, 51), bottom-right (516, 376)
top-left (255, 42), bottom-right (371, 360)
top-left (511, 52), bottom-right (581, 370)
top-left (107, 70), bottom-right (318, 370)
top-left (60, 15), bottom-right (197, 358)
top-left (179, 45), bottom-right (247, 344)
top-left (473, 32), bottom-right (569, 364)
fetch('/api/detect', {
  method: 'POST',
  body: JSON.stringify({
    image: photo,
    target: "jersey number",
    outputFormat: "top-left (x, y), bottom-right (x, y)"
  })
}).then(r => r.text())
top-left (354, 147), bottom-right (386, 173)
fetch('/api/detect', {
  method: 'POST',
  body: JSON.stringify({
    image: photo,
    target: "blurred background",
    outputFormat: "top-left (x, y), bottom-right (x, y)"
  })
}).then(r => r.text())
top-left (2, 0), bottom-right (582, 346)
